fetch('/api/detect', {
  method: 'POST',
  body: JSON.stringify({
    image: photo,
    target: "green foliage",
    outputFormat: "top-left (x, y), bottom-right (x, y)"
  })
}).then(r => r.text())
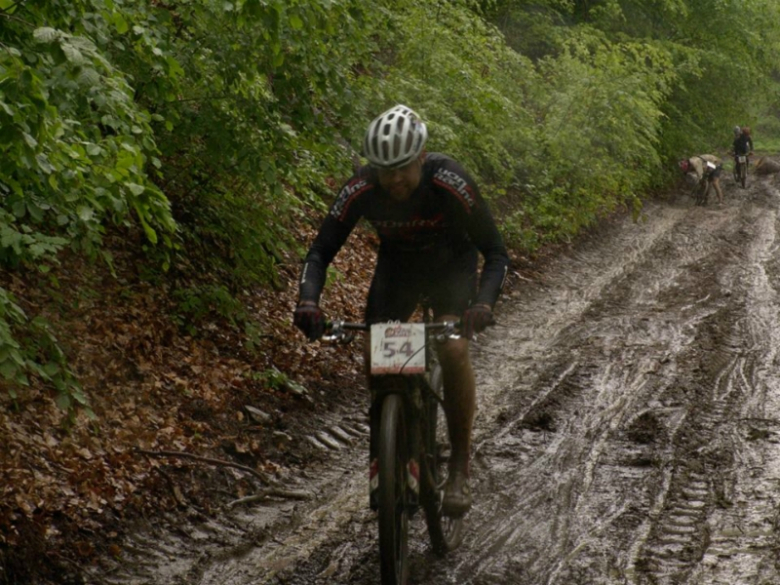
top-left (0, 287), bottom-right (88, 416)
top-left (754, 112), bottom-right (780, 153)
top-left (353, 0), bottom-right (537, 190)
top-left (172, 284), bottom-right (264, 350)
top-left (249, 365), bottom-right (309, 396)
top-left (0, 0), bottom-right (177, 404)
top-left (0, 0), bottom-right (373, 402)
top-left (0, 8), bottom-right (176, 264)
top-left (124, 0), bottom-right (376, 286)
top-left (512, 34), bottom-right (671, 242)
top-left (2, 0), bottom-right (780, 414)
top-left (173, 284), bottom-right (245, 332)
top-left (480, 0), bottom-right (780, 246)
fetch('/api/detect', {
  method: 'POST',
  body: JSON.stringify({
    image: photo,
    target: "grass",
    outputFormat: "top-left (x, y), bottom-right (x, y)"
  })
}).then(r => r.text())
top-left (754, 138), bottom-right (780, 155)
top-left (753, 115), bottom-right (780, 154)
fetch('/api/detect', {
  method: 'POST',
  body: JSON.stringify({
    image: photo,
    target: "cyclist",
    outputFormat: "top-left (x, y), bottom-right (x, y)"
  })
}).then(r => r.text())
top-left (679, 154), bottom-right (724, 205)
top-left (293, 104), bottom-right (510, 515)
top-left (733, 125), bottom-right (754, 158)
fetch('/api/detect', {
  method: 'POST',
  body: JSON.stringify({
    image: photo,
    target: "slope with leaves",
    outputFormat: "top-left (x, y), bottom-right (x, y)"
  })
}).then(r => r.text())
top-left (0, 0), bottom-right (377, 410)
top-left (0, 217), bottom-right (380, 583)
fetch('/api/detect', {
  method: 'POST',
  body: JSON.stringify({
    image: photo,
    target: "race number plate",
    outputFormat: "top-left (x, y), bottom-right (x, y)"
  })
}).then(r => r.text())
top-left (370, 323), bottom-right (426, 374)
top-left (738, 156), bottom-right (747, 163)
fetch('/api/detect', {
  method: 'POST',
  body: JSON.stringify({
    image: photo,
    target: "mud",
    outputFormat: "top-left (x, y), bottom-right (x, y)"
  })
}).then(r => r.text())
top-left (91, 175), bottom-right (780, 585)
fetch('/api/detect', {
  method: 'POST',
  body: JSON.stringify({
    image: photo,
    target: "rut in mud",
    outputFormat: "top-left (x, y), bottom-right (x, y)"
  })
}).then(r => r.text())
top-left (94, 174), bottom-right (780, 585)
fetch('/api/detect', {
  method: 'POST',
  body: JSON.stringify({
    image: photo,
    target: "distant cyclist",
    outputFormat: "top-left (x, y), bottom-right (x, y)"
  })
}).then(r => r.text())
top-left (733, 126), bottom-right (754, 158)
top-left (293, 104), bottom-right (510, 515)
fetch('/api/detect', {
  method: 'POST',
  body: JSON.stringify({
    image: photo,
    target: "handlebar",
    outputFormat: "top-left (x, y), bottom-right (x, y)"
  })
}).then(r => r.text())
top-left (322, 320), bottom-right (461, 343)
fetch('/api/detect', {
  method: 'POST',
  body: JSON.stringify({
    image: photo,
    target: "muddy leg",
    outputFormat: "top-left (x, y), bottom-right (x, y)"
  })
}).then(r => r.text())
top-left (714, 178), bottom-right (724, 204)
top-left (435, 326), bottom-right (475, 477)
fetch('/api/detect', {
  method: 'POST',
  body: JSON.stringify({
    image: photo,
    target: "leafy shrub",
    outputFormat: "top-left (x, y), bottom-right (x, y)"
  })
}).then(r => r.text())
top-left (173, 285), bottom-right (245, 332)
top-left (0, 288), bottom-right (87, 416)
top-left (2, 0), bottom-right (780, 413)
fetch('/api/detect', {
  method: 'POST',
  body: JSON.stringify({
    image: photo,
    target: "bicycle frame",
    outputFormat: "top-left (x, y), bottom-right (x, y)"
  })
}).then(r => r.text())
top-left (734, 153), bottom-right (749, 188)
top-left (368, 323), bottom-right (452, 496)
top-left (325, 319), bottom-right (456, 508)
top-left (323, 319), bottom-right (464, 583)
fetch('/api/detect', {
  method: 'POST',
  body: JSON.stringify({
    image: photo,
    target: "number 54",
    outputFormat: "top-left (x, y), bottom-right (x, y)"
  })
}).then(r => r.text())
top-left (383, 340), bottom-right (414, 358)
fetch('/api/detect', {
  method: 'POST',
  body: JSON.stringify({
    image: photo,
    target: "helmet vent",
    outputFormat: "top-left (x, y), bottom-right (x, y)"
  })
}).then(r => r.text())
top-left (363, 104), bottom-right (428, 168)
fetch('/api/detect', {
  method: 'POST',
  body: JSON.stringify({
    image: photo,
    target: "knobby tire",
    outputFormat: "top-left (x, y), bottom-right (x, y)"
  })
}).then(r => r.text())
top-left (741, 162), bottom-right (748, 189)
top-left (378, 393), bottom-right (409, 585)
top-left (422, 363), bottom-right (465, 555)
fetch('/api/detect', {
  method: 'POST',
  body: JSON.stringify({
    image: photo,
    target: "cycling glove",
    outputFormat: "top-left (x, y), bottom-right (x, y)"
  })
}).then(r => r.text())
top-left (461, 304), bottom-right (494, 340)
top-left (293, 302), bottom-right (325, 341)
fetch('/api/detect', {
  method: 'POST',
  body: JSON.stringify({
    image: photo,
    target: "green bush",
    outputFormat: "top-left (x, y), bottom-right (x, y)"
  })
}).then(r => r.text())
top-left (2, 0), bottom-right (780, 413)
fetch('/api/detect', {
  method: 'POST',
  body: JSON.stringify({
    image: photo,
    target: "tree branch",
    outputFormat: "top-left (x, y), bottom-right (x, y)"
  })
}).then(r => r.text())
top-left (136, 448), bottom-right (278, 486)
top-left (0, 3), bottom-right (34, 27)
top-left (226, 488), bottom-right (311, 508)
top-left (0, 0), bottom-right (25, 16)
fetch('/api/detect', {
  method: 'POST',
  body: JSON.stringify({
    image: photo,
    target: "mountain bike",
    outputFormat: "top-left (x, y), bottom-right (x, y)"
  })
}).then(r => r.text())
top-left (323, 318), bottom-right (465, 585)
top-left (733, 153), bottom-right (749, 189)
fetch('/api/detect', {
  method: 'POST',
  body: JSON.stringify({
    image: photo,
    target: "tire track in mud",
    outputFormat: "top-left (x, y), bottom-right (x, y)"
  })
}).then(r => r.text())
top-left (92, 179), bottom-right (780, 585)
top-left (632, 197), bottom-right (780, 585)
top-left (93, 407), bottom-right (380, 585)
top-left (629, 209), bottom-right (766, 583)
top-left (435, 181), bottom-right (780, 585)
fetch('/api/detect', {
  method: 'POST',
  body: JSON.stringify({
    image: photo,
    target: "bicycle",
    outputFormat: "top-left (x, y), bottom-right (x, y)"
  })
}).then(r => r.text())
top-left (733, 152), bottom-right (750, 189)
top-left (323, 316), bottom-right (465, 585)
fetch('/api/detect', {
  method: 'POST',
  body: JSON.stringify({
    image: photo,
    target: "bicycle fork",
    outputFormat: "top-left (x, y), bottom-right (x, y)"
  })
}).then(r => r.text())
top-left (368, 378), bottom-right (423, 511)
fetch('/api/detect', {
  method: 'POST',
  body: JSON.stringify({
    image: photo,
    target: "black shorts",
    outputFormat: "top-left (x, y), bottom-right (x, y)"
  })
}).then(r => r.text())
top-left (365, 249), bottom-right (478, 323)
top-left (706, 165), bottom-right (722, 181)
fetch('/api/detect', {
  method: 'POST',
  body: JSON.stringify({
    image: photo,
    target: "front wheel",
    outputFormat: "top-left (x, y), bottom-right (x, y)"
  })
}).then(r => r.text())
top-left (421, 364), bottom-right (465, 555)
top-left (740, 161), bottom-right (748, 189)
top-left (378, 394), bottom-right (409, 585)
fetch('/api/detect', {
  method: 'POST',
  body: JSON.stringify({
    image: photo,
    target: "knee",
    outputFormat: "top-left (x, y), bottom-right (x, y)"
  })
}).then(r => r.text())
top-left (437, 338), bottom-right (471, 369)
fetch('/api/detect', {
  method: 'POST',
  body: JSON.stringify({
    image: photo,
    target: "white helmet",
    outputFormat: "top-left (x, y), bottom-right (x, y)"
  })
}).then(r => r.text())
top-left (734, 125), bottom-right (741, 136)
top-left (363, 104), bottom-right (427, 168)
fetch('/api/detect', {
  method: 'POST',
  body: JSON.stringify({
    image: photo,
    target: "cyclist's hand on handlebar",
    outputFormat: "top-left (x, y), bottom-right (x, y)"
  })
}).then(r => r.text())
top-left (293, 301), bottom-right (326, 341)
top-left (461, 303), bottom-right (495, 340)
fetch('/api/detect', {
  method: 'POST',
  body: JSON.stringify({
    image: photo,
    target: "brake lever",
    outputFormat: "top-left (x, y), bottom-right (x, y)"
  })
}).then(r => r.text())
top-left (321, 321), bottom-right (355, 344)
top-left (433, 321), bottom-right (461, 343)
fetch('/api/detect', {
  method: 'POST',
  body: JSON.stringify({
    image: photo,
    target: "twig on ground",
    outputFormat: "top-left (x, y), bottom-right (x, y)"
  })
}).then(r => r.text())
top-left (136, 448), bottom-right (277, 486)
top-left (512, 272), bottom-right (534, 283)
top-left (226, 489), bottom-right (311, 509)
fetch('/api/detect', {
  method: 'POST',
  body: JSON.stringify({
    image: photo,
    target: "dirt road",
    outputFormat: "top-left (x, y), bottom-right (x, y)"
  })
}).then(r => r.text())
top-left (94, 173), bottom-right (780, 585)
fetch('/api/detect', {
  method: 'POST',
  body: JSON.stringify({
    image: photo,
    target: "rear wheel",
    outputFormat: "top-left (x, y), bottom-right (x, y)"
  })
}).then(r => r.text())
top-left (421, 364), bottom-right (465, 555)
top-left (378, 394), bottom-right (409, 585)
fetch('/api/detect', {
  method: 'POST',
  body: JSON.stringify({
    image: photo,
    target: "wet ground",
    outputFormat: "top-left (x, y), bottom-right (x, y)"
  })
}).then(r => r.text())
top-left (92, 173), bottom-right (780, 585)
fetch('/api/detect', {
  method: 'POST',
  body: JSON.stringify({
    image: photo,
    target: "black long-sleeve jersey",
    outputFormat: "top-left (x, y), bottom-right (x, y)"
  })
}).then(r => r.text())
top-left (299, 153), bottom-right (509, 308)
top-left (733, 134), bottom-right (754, 156)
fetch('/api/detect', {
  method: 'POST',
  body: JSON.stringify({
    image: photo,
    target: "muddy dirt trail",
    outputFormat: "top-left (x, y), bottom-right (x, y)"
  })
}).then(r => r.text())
top-left (94, 174), bottom-right (780, 585)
